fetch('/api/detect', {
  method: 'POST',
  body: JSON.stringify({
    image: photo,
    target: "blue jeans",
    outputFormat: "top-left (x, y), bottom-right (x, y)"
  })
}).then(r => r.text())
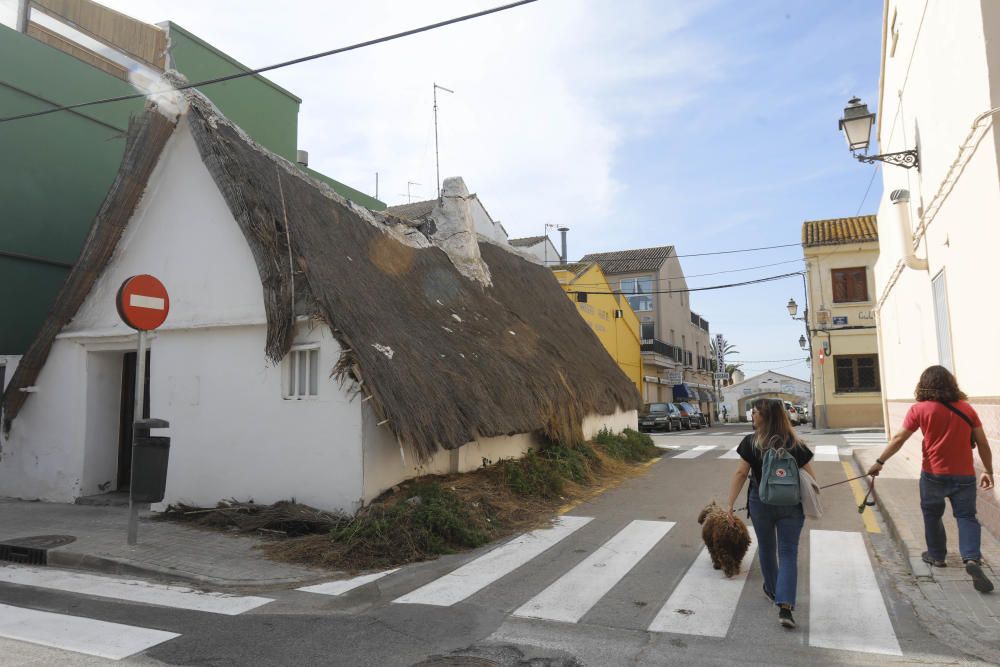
top-left (920, 472), bottom-right (982, 562)
top-left (749, 485), bottom-right (805, 609)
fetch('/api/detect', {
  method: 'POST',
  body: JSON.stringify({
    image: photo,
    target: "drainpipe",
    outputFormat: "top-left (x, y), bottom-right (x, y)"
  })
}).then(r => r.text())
top-left (558, 227), bottom-right (569, 265)
top-left (891, 189), bottom-right (928, 271)
top-left (16, 0), bottom-right (30, 32)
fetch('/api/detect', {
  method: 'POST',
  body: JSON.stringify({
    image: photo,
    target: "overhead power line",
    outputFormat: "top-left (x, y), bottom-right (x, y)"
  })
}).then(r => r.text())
top-left (562, 241), bottom-right (803, 265)
top-left (566, 257), bottom-right (805, 287)
top-left (569, 270), bottom-right (803, 296)
top-left (0, 0), bottom-right (540, 124)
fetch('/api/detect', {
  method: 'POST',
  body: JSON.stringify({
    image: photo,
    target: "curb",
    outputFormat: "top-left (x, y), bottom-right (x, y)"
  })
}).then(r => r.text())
top-left (43, 548), bottom-right (335, 592)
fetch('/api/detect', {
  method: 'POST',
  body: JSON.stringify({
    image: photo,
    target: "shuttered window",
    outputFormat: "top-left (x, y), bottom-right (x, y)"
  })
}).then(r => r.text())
top-left (285, 346), bottom-right (320, 399)
top-left (831, 267), bottom-right (869, 303)
top-left (834, 354), bottom-right (880, 392)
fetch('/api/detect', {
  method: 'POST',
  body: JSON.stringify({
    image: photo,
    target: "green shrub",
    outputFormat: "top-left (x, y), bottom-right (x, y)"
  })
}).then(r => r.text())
top-left (330, 482), bottom-right (489, 564)
top-left (592, 427), bottom-right (660, 463)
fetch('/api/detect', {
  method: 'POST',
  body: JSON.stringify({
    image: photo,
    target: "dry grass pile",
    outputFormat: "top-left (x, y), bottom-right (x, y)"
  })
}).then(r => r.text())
top-left (163, 428), bottom-right (661, 571)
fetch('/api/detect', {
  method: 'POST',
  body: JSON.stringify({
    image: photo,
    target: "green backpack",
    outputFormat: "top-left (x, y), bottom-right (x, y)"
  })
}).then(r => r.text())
top-left (759, 446), bottom-right (801, 506)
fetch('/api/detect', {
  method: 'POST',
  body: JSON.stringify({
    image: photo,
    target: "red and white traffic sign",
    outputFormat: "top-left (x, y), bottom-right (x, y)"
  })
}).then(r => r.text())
top-left (116, 275), bottom-right (169, 331)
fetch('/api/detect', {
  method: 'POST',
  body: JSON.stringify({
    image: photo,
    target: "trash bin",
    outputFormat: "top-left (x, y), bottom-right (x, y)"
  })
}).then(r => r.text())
top-left (131, 419), bottom-right (170, 503)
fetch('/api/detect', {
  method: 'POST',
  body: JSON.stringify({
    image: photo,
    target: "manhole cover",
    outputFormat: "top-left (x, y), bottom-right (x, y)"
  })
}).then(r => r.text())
top-left (411, 658), bottom-right (501, 667)
top-left (1, 535), bottom-right (76, 549)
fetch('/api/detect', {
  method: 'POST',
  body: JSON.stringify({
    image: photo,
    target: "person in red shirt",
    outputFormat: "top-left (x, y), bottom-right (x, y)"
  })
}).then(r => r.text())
top-left (868, 365), bottom-right (995, 593)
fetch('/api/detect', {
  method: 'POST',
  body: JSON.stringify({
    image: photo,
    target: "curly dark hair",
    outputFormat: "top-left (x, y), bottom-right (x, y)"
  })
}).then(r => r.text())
top-left (914, 365), bottom-right (967, 402)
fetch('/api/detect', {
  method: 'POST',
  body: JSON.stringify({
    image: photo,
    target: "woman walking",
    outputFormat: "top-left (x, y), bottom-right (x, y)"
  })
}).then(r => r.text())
top-left (868, 365), bottom-right (995, 592)
top-left (727, 398), bottom-right (817, 628)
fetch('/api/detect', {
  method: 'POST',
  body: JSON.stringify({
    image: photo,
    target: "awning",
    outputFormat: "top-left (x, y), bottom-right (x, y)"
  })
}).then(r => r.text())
top-left (699, 389), bottom-right (715, 402)
top-left (672, 383), bottom-right (694, 401)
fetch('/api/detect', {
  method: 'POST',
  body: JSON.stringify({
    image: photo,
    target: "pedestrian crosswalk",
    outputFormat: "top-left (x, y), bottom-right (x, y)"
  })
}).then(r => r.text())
top-left (662, 444), bottom-right (854, 461)
top-left (0, 566), bottom-right (272, 660)
top-left (295, 516), bottom-right (905, 659)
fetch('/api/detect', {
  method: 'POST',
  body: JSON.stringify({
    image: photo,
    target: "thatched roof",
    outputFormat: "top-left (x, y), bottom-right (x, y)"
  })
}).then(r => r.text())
top-left (3, 90), bottom-right (641, 460)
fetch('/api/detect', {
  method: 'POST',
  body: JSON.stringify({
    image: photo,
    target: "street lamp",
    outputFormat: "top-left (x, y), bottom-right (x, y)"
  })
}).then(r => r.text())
top-left (787, 298), bottom-right (798, 318)
top-left (799, 334), bottom-right (807, 350)
top-left (839, 97), bottom-right (919, 169)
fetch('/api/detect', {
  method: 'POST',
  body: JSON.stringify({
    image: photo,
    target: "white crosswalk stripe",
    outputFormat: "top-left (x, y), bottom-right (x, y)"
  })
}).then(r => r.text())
top-left (393, 516), bottom-right (592, 606)
top-left (0, 602), bottom-right (178, 660)
top-left (298, 569), bottom-right (399, 596)
top-left (648, 542), bottom-right (757, 637)
top-left (813, 445), bottom-right (840, 462)
top-left (0, 565), bottom-right (272, 615)
top-left (672, 444), bottom-right (716, 459)
top-left (513, 520), bottom-right (674, 623)
top-left (291, 518), bottom-right (905, 658)
top-left (719, 444), bottom-right (741, 459)
top-left (809, 530), bottom-right (902, 656)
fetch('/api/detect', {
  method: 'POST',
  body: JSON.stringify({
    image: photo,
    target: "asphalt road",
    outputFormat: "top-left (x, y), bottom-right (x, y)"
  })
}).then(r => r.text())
top-left (0, 426), bottom-right (987, 666)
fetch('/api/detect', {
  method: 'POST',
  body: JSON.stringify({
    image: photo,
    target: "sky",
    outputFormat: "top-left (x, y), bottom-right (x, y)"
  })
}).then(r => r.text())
top-left (2, 0), bottom-right (886, 381)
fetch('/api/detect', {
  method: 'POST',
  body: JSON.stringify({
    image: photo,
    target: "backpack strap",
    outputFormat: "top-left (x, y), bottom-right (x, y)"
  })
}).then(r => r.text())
top-left (939, 401), bottom-right (977, 448)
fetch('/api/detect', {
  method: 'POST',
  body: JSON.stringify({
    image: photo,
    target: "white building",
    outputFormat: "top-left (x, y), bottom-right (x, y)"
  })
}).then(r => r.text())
top-left (0, 89), bottom-right (639, 513)
top-left (865, 1), bottom-right (1000, 532)
top-left (719, 371), bottom-right (811, 423)
top-left (509, 235), bottom-right (563, 265)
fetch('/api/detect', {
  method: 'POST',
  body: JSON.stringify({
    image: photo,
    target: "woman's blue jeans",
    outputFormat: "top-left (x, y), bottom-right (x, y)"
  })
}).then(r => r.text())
top-left (749, 485), bottom-right (805, 609)
top-left (920, 471), bottom-right (981, 562)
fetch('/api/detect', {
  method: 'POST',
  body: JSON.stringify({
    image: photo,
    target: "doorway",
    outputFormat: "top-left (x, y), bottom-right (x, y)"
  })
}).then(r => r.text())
top-left (117, 350), bottom-right (150, 491)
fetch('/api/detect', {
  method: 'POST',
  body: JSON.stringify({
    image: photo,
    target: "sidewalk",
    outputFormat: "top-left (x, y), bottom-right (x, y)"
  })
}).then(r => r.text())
top-left (0, 498), bottom-right (333, 591)
top-left (852, 448), bottom-right (1000, 663)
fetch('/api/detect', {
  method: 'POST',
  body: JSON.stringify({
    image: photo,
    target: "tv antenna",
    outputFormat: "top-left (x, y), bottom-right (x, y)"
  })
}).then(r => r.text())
top-left (433, 82), bottom-right (454, 198)
top-left (399, 181), bottom-right (422, 203)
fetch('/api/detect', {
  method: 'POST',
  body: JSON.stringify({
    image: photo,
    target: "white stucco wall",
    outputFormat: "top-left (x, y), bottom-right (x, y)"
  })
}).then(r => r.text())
top-left (468, 195), bottom-right (508, 244)
top-left (0, 340), bottom-right (88, 501)
top-left (1, 117), bottom-right (366, 511)
top-left (518, 238), bottom-right (562, 266)
top-left (361, 405), bottom-right (638, 504)
top-left (0, 354), bottom-right (19, 391)
top-left (875, 0), bottom-right (1000, 438)
top-left (720, 372), bottom-right (810, 422)
top-left (149, 322), bottom-right (363, 512)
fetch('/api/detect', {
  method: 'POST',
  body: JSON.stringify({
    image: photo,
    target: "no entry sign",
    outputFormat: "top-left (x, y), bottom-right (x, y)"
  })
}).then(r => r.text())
top-left (117, 275), bottom-right (169, 331)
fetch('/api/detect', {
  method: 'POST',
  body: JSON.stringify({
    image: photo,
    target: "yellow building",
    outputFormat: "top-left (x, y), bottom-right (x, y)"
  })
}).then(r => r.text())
top-left (552, 263), bottom-right (643, 393)
top-left (802, 215), bottom-right (883, 429)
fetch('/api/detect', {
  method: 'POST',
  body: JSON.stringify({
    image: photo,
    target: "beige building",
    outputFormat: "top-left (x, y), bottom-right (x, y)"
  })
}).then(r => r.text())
top-left (580, 246), bottom-right (714, 417)
top-left (801, 216), bottom-right (883, 429)
top-left (866, 2), bottom-right (1000, 529)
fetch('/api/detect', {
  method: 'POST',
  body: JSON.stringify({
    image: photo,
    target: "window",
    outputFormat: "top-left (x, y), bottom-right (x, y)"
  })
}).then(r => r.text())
top-left (620, 277), bottom-right (653, 312)
top-left (285, 346), bottom-right (320, 398)
top-left (831, 267), bottom-right (869, 303)
top-left (834, 354), bottom-right (880, 393)
top-left (640, 322), bottom-right (655, 340)
top-left (932, 271), bottom-right (953, 371)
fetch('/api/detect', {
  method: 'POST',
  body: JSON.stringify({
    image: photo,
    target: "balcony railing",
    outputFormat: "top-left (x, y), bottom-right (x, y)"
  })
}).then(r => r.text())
top-left (640, 338), bottom-right (678, 359)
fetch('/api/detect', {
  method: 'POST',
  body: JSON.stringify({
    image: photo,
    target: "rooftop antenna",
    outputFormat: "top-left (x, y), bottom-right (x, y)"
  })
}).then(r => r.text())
top-left (433, 82), bottom-right (454, 198)
top-left (399, 181), bottom-right (421, 203)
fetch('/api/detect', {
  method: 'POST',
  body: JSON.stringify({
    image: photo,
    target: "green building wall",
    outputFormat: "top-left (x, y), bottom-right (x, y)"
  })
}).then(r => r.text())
top-left (0, 22), bottom-right (383, 356)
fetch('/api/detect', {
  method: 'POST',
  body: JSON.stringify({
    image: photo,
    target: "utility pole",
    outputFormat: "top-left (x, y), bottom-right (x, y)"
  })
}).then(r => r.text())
top-left (433, 82), bottom-right (454, 198)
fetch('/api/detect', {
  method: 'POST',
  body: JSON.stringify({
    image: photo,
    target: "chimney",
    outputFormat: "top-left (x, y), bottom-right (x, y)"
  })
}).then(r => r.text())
top-left (296, 150), bottom-right (309, 167)
top-left (558, 226), bottom-right (569, 265)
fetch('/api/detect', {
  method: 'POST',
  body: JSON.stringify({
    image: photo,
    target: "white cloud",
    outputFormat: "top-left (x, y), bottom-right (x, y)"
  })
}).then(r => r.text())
top-left (90, 0), bottom-right (720, 243)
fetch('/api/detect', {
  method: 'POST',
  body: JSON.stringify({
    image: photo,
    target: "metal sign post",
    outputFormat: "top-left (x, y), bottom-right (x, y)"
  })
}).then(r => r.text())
top-left (117, 274), bottom-right (170, 546)
top-left (127, 329), bottom-right (147, 545)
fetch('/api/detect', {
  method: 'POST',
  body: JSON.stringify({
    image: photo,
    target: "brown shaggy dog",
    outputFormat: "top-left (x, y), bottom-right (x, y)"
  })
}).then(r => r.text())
top-left (697, 501), bottom-right (752, 577)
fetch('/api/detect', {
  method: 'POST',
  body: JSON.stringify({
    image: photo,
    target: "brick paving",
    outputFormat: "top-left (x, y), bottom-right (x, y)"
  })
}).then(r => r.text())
top-left (853, 447), bottom-right (1000, 652)
top-left (0, 499), bottom-right (331, 590)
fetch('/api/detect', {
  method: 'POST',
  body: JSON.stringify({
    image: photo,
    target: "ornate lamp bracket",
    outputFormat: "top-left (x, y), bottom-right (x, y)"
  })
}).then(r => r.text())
top-left (854, 149), bottom-right (919, 169)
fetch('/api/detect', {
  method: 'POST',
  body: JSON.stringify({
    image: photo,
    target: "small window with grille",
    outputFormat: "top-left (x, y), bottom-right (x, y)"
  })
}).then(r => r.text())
top-left (834, 354), bottom-right (880, 393)
top-left (284, 345), bottom-right (320, 399)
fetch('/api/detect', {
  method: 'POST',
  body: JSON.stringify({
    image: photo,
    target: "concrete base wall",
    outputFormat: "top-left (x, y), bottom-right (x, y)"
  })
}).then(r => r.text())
top-left (825, 403), bottom-right (884, 429)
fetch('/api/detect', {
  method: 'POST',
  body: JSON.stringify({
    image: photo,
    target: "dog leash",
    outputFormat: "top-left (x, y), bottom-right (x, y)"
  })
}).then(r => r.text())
top-left (732, 473), bottom-right (877, 514)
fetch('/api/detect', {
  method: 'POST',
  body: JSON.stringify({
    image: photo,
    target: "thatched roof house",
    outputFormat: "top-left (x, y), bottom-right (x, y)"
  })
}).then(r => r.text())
top-left (0, 85), bottom-right (639, 511)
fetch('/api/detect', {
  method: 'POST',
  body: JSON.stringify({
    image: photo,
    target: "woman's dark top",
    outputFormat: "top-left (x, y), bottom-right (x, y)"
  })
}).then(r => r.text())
top-left (737, 434), bottom-right (814, 486)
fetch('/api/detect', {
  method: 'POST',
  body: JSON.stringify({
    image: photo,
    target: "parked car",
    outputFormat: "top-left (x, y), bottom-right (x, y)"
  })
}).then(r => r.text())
top-left (639, 402), bottom-right (682, 432)
top-left (784, 400), bottom-right (800, 426)
top-left (674, 402), bottom-right (701, 429)
top-left (680, 401), bottom-right (709, 428)
top-left (795, 405), bottom-right (808, 423)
